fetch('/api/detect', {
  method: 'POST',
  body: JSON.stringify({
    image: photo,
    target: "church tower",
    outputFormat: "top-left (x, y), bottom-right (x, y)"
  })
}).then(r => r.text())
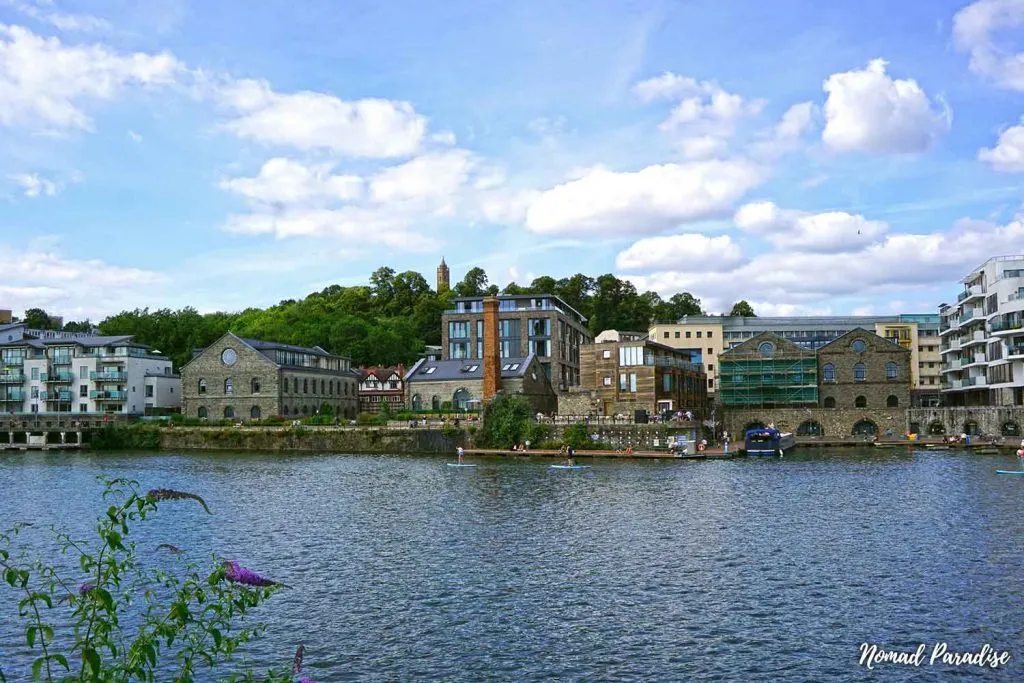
top-left (436, 257), bottom-right (450, 293)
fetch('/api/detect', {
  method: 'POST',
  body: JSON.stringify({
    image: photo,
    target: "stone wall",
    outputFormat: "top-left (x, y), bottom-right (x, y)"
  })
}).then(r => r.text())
top-left (546, 422), bottom-right (702, 450)
top-left (182, 335), bottom-right (281, 420)
top-left (907, 406), bottom-right (1024, 438)
top-left (557, 389), bottom-right (602, 417)
top-left (160, 426), bottom-right (465, 454)
top-left (723, 407), bottom-right (907, 438)
top-left (818, 331), bottom-right (911, 410)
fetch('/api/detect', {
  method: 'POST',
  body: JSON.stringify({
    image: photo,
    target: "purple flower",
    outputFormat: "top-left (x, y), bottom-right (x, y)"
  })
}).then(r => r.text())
top-left (298, 678), bottom-right (315, 683)
top-left (78, 582), bottom-right (94, 596)
top-left (145, 488), bottom-right (212, 514)
top-left (222, 560), bottom-right (280, 587)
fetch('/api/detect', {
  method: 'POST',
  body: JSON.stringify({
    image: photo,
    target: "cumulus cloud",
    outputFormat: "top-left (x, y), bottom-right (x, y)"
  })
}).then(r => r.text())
top-left (615, 234), bottom-right (744, 271)
top-left (752, 102), bottom-right (816, 157)
top-left (978, 117), bottom-right (1024, 171)
top-left (821, 59), bottom-right (951, 154)
top-left (220, 158), bottom-right (363, 206)
top-left (369, 150), bottom-right (475, 203)
top-left (953, 0), bottom-right (1024, 90)
top-left (215, 78), bottom-right (427, 158)
top-left (1, 1), bottom-right (111, 33)
top-left (524, 160), bottom-right (765, 236)
top-left (0, 24), bottom-right (183, 130)
top-left (734, 200), bottom-right (888, 252)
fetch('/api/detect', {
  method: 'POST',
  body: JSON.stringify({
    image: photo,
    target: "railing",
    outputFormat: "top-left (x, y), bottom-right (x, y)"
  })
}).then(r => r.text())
top-left (40, 391), bottom-right (73, 401)
top-left (48, 356), bottom-right (73, 365)
top-left (1008, 345), bottom-right (1024, 357)
top-left (0, 391), bottom-right (25, 401)
top-left (989, 320), bottom-right (1023, 333)
top-left (41, 372), bottom-right (74, 383)
top-left (90, 371), bottom-right (127, 381)
top-left (0, 373), bottom-right (24, 383)
top-left (90, 390), bottom-right (126, 400)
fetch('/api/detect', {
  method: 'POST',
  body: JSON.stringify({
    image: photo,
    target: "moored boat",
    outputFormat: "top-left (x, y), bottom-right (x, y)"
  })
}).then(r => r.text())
top-left (744, 428), bottom-right (795, 456)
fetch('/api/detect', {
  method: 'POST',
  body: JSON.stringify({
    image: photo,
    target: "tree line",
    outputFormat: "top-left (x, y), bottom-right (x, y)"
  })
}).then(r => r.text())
top-left (18, 268), bottom-right (756, 370)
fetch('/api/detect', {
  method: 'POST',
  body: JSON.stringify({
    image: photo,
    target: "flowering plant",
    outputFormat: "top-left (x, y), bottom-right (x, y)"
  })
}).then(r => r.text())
top-left (0, 478), bottom-right (315, 682)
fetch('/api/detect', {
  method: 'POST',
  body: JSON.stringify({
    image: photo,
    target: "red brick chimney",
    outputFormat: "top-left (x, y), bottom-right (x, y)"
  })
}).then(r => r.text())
top-left (482, 296), bottom-right (501, 401)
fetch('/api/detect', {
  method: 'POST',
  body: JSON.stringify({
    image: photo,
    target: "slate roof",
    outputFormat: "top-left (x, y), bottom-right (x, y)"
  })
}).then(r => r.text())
top-left (405, 355), bottom-right (537, 382)
top-left (0, 334), bottom-right (141, 349)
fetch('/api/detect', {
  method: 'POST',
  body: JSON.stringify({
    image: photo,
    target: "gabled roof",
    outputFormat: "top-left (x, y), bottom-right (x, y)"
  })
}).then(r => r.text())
top-left (183, 332), bottom-right (351, 371)
top-left (720, 331), bottom-right (813, 357)
top-left (817, 327), bottom-right (909, 353)
top-left (405, 355), bottom-right (538, 382)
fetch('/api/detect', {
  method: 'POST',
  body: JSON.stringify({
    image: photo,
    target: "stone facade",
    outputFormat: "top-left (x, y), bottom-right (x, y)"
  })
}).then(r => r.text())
top-left (723, 407), bottom-right (907, 439)
top-left (817, 328), bottom-right (911, 411)
top-left (907, 406), bottom-right (1024, 438)
top-left (406, 356), bottom-right (557, 415)
top-left (181, 333), bottom-right (359, 420)
top-left (557, 389), bottom-right (603, 417)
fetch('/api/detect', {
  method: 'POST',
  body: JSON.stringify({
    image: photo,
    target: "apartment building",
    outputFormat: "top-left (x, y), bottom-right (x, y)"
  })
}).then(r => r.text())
top-left (651, 314), bottom-right (939, 405)
top-left (940, 256), bottom-right (1024, 406)
top-left (441, 294), bottom-right (591, 391)
top-left (0, 325), bottom-right (179, 415)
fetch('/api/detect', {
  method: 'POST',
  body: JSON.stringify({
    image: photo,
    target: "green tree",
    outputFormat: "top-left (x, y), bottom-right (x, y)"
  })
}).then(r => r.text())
top-left (22, 308), bottom-right (54, 329)
top-left (452, 267), bottom-right (490, 297)
top-left (62, 320), bottom-right (93, 333)
top-left (478, 394), bottom-right (534, 448)
top-left (729, 300), bottom-right (757, 317)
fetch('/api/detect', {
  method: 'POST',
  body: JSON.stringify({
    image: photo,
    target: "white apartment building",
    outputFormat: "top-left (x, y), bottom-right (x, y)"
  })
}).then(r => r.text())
top-left (0, 325), bottom-right (180, 415)
top-left (940, 255), bottom-right (1024, 406)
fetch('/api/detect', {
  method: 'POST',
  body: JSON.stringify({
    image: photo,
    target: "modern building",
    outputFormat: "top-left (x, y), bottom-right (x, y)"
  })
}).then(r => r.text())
top-left (180, 332), bottom-right (359, 420)
top-left (0, 310), bottom-right (11, 324)
top-left (0, 325), bottom-right (179, 415)
top-left (579, 333), bottom-right (708, 418)
top-left (404, 353), bottom-right (557, 414)
top-left (441, 294), bottom-right (592, 391)
top-left (358, 365), bottom-right (406, 414)
top-left (817, 328), bottom-right (911, 412)
top-left (650, 313), bottom-right (940, 405)
top-left (940, 255), bottom-right (1024, 406)
top-left (717, 333), bottom-right (817, 408)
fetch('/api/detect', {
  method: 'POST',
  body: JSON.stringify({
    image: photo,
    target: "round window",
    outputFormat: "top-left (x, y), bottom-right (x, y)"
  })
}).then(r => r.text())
top-left (852, 339), bottom-right (866, 353)
top-left (758, 342), bottom-right (774, 357)
top-left (221, 348), bottom-right (237, 366)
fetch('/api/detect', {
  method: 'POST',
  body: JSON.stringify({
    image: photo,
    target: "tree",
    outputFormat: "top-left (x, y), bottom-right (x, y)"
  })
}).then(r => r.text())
top-left (729, 300), bottom-right (757, 317)
top-left (62, 320), bottom-right (93, 333)
top-left (452, 267), bottom-right (490, 297)
top-left (22, 308), bottom-right (54, 329)
top-left (477, 394), bottom-right (534, 448)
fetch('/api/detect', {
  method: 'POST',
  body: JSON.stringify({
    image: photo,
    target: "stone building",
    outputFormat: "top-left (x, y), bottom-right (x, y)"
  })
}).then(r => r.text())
top-left (404, 353), bottom-right (557, 415)
top-left (718, 333), bottom-right (818, 408)
top-left (358, 365), bottom-right (405, 414)
top-left (817, 328), bottom-right (911, 411)
top-left (181, 333), bottom-right (359, 420)
top-left (579, 332), bottom-right (707, 418)
top-left (436, 257), bottom-right (450, 293)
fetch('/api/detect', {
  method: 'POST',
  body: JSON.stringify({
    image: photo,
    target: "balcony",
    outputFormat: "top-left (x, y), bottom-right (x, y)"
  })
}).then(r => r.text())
top-left (0, 372), bottom-right (24, 383)
top-left (990, 320), bottom-right (1024, 335)
top-left (49, 356), bottom-right (72, 366)
top-left (90, 371), bottom-right (127, 381)
top-left (941, 360), bottom-right (963, 373)
top-left (90, 390), bottom-right (126, 400)
top-left (41, 390), bottom-right (73, 401)
top-left (962, 331), bottom-right (987, 347)
top-left (964, 376), bottom-right (988, 387)
top-left (0, 390), bottom-right (24, 401)
top-left (958, 284), bottom-right (985, 302)
top-left (41, 371), bottom-right (74, 383)
top-left (1007, 345), bottom-right (1024, 358)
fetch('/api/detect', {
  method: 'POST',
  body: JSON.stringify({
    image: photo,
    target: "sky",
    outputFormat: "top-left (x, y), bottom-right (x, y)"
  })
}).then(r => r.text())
top-left (1, 0), bottom-right (1023, 322)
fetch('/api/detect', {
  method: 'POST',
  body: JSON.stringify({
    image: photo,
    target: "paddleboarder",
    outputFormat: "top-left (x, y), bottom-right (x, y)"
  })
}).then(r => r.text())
top-left (457, 446), bottom-right (465, 464)
top-left (566, 445), bottom-right (575, 467)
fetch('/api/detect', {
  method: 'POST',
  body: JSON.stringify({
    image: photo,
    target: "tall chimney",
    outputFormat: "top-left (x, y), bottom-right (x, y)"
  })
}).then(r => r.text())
top-left (482, 296), bottom-right (502, 401)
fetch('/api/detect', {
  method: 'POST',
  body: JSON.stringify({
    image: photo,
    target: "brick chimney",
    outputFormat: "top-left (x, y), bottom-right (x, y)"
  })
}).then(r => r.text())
top-left (482, 296), bottom-right (501, 401)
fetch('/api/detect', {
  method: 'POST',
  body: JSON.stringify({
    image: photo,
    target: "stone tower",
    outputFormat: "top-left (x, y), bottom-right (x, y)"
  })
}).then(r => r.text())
top-left (436, 257), bottom-right (450, 293)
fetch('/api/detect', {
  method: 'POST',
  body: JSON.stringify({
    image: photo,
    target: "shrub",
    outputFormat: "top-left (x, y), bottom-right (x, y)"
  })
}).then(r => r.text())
top-left (477, 394), bottom-right (534, 448)
top-left (0, 478), bottom-right (312, 681)
top-left (356, 413), bottom-right (387, 426)
top-left (90, 425), bottom-right (161, 450)
top-left (563, 422), bottom-right (593, 450)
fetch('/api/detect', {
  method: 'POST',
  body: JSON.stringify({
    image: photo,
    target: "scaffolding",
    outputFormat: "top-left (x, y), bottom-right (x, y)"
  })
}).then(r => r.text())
top-left (718, 354), bottom-right (818, 407)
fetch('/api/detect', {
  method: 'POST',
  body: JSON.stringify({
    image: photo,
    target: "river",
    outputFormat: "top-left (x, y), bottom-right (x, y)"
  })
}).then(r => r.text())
top-left (0, 448), bottom-right (1021, 681)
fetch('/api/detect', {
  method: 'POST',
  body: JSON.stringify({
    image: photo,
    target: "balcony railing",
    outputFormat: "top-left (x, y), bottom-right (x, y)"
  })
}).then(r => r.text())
top-left (90, 371), bottom-right (127, 381)
top-left (0, 391), bottom-right (25, 401)
top-left (90, 390), bottom-right (126, 400)
top-left (1008, 345), bottom-right (1024, 357)
top-left (49, 356), bottom-right (73, 366)
top-left (41, 372), bottom-right (74, 383)
top-left (990, 320), bottom-right (1024, 333)
top-left (40, 390), bottom-right (73, 401)
top-left (0, 373), bottom-right (25, 383)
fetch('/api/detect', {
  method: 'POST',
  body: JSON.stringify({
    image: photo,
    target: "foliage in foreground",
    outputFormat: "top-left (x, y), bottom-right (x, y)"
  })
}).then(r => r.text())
top-left (0, 479), bottom-right (316, 682)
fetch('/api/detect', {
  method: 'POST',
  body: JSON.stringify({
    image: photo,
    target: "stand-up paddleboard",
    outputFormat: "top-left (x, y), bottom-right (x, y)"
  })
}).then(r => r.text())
top-left (447, 463), bottom-right (477, 468)
top-left (996, 470), bottom-right (1024, 475)
top-left (550, 465), bottom-right (591, 470)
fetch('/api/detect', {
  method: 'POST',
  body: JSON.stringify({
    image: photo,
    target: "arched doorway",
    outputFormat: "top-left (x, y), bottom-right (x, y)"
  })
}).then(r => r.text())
top-left (963, 420), bottom-right (980, 436)
top-left (1002, 421), bottom-right (1020, 437)
top-left (886, 395), bottom-right (899, 407)
top-left (852, 420), bottom-right (877, 436)
top-left (431, 395), bottom-right (440, 411)
top-left (250, 406), bottom-right (261, 419)
top-left (929, 421), bottom-right (945, 435)
top-left (797, 420), bottom-right (823, 436)
top-left (453, 388), bottom-right (472, 411)
top-left (823, 397), bottom-right (836, 408)
top-left (744, 421), bottom-right (766, 432)
top-left (412, 393), bottom-right (423, 411)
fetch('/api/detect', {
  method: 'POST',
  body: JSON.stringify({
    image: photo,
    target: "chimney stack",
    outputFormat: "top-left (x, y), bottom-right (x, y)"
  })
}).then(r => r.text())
top-left (482, 296), bottom-right (501, 401)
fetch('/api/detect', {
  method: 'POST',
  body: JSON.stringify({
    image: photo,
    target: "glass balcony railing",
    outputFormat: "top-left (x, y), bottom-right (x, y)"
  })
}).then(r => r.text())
top-left (90, 371), bottom-right (127, 381)
top-left (41, 372), bottom-right (74, 383)
top-left (990, 320), bottom-right (1023, 333)
top-left (90, 390), bottom-right (126, 400)
top-left (0, 373), bottom-right (25, 383)
top-left (40, 390), bottom-right (73, 401)
top-left (0, 391), bottom-right (24, 401)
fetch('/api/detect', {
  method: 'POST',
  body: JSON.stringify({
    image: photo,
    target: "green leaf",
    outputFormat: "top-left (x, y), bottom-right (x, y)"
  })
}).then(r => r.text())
top-left (210, 627), bottom-right (222, 649)
top-left (82, 647), bottom-right (100, 675)
top-left (30, 657), bottom-right (42, 681)
top-left (26, 625), bottom-right (37, 648)
top-left (49, 654), bottom-right (69, 671)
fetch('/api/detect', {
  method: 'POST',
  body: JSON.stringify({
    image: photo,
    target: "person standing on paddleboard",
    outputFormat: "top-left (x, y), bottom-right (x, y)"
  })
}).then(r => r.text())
top-left (457, 446), bottom-right (465, 464)
top-left (566, 445), bottom-right (575, 467)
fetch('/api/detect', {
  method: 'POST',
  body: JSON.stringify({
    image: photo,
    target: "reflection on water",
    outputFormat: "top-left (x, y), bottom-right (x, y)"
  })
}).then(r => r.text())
top-left (1, 448), bottom-right (1022, 681)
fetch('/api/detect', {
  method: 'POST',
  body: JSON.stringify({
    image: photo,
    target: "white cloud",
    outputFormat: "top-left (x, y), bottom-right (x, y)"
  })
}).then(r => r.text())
top-left (821, 59), bottom-right (951, 154)
top-left (678, 135), bottom-right (727, 161)
top-left (978, 117), bottom-right (1024, 171)
top-left (752, 101), bottom-right (816, 157)
top-left (8, 172), bottom-right (59, 197)
top-left (216, 78), bottom-right (427, 157)
top-left (220, 158), bottom-right (363, 206)
top-left (127, 130), bottom-right (142, 142)
top-left (632, 72), bottom-right (703, 102)
top-left (615, 233), bottom-right (744, 271)
top-left (221, 207), bottom-right (438, 251)
top-left (0, 24), bottom-right (183, 130)
top-left (430, 130), bottom-right (457, 145)
top-left (1, 1), bottom-right (111, 33)
top-left (369, 150), bottom-right (474, 203)
top-left (524, 160), bottom-right (765, 236)
top-left (953, 0), bottom-right (1024, 90)
top-left (734, 200), bottom-right (888, 252)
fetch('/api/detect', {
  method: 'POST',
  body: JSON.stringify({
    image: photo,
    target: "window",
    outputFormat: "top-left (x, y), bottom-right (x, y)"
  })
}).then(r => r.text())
top-left (823, 364), bottom-right (835, 382)
top-left (685, 331), bottom-right (691, 339)
top-left (80, 385), bottom-right (88, 397)
top-left (252, 377), bottom-right (261, 394)
top-left (80, 366), bottom-right (88, 380)
top-left (824, 397), bottom-right (836, 408)
top-left (886, 362), bottom-right (898, 380)
top-left (663, 331), bottom-right (669, 339)
top-left (697, 331), bottom-right (702, 338)
top-left (708, 378), bottom-right (714, 389)
top-left (31, 367), bottom-right (38, 380)
top-left (303, 379), bottom-right (308, 394)
top-left (329, 380), bottom-right (333, 395)
top-left (663, 374), bottom-right (673, 392)
top-left (852, 339), bottom-right (867, 353)
top-left (145, 385), bottom-right (154, 397)
top-left (886, 395), bottom-right (899, 407)
top-left (675, 331), bottom-right (680, 338)
top-left (618, 346), bottom-right (643, 366)
top-left (758, 342), bottom-right (774, 358)
top-left (224, 378), bottom-right (233, 395)
top-left (854, 363), bottom-right (866, 382)
top-left (293, 378), bottom-right (298, 393)
top-left (321, 380), bottom-right (325, 394)
top-left (528, 319), bottom-right (550, 336)
top-left (448, 321), bottom-right (470, 339)
top-left (603, 376), bottom-right (612, 386)
top-left (79, 403), bottom-right (88, 412)
top-left (707, 331), bottom-right (713, 338)
top-left (707, 348), bottom-right (713, 355)
top-left (707, 364), bottom-right (714, 372)
top-left (602, 350), bottom-right (611, 359)
top-left (855, 395), bottom-right (867, 408)
top-left (224, 406), bottom-right (235, 419)
top-left (251, 406), bottom-right (262, 419)
top-left (198, 379), bottom-right (207, 394)
top-left (198, 407), bottom-right (208, 419)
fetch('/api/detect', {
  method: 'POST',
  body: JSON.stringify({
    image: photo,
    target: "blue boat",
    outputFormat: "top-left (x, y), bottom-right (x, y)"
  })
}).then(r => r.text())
top-left (744, 428), bottom-right (796, 457)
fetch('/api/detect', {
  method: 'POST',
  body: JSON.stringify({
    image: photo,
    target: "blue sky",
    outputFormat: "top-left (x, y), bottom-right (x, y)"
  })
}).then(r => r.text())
top-left (1, 0), bottom-right (1023, 321)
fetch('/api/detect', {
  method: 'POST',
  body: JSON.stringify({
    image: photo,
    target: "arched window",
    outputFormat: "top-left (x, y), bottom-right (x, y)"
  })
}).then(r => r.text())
top-left (251, 377), bottom-right (261, 394)
top-left (293, 378), bottom-right (298, 393)
top-left (303, 379), bottom-right (308, 394)
top-left (453, 388), bottom-right (472, 410)
top-left (250, 405), bottom-right (261, 419)
top-left (855, 395), bottom-right (867, 408)
top-left (797, 420), bottom-right (823, 436)
top-left (886, 395), bottom-right (899, 407)
top-left (198, 379), bottom-right (207, 395)
top-left (412, 393), bottom-right (423, 411)
top-left (432, 395), bottom-right (440, 411)
top-left (344, 382), bottom-right (349, 396)
top-left (758, 342), bottom-right (774, 358)
top-left (329, 380), bottom-right (334, 395)
top-left (224, 378), bottom-right (233, 395)
top-left (854, 363), bottom-right (866, 382)
top-left (1002, 421), bottom-right (1020, 436)
top-left (293, 406), bottom-right (300, 416)
top-left (321, 380), bottom-right (325, 394)
top-left (823, 397), bottom-right (836, 408)
top-left (224, 406), bottom-right (235, 419)
top-left (197, 406), bottom-right (208, 419)
top-left (822, 364), bottom-right (836, 383)
top-left (886, 362), bottom-right (898, 380)
top-left (929, 421), bottom-right (945, 435)
top-left (964, 420), bottom-right (980, 436)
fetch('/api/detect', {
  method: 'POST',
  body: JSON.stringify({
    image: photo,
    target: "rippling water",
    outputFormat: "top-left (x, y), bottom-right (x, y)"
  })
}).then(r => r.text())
top-left (1, 448), bottom-right (1021, 681)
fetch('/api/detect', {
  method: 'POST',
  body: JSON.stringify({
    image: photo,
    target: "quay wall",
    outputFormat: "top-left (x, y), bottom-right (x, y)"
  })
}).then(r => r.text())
top-left (159, 426), bottom-right (465, 454)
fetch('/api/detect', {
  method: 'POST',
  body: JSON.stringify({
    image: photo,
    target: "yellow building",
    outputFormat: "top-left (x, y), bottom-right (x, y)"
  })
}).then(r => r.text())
top-left (647, 320), bottom-right (725, 393)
